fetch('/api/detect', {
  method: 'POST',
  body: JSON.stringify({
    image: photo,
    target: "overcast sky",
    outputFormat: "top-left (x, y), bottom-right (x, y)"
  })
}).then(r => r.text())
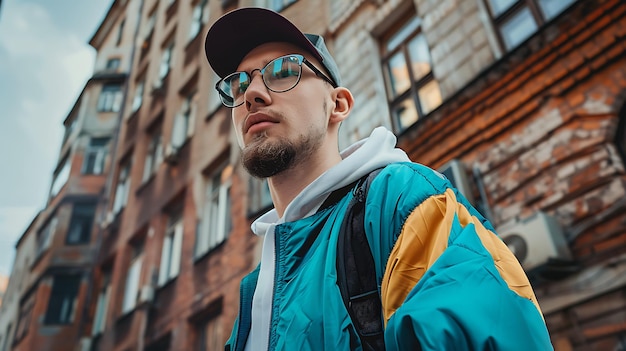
top-left (0, 0), bottom-right (113, 276)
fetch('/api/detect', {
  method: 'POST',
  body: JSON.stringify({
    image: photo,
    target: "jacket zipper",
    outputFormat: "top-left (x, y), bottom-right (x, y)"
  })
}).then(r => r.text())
top-left (267, 227), bottom-right (280, 351)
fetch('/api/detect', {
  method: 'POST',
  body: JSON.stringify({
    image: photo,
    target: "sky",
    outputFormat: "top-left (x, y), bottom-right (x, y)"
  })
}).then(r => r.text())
top-left (0, 0), bottom-right (113, 276)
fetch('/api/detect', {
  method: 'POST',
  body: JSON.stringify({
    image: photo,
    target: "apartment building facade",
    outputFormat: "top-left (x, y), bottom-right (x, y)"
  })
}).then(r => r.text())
top-left (0, 0), bottom-right (138, 350)
top-left (1, 0), bottom-right (624, 350)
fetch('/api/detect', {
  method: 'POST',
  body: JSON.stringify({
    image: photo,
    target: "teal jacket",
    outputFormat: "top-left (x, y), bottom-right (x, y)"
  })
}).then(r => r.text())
top-left (226, 162), bottom-right (553, 350)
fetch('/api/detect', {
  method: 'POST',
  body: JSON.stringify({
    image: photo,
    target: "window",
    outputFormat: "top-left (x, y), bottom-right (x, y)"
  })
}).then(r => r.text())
top-left (188, 0), bottom-right (208, 40)
top-left (14, 296), bottom-right (33, 341)
top-left (485, 0), bottom-right (577, 51)
top-left (131, 80), bottom-right (145, 113)
top-left (106, 58), bottom-right (121, 71)
top-left (157, 42), bottom-right (174, 85)
top-left (91, 269), bottom-right (111, 336)
top-left (142, 127), bottom-right (163, 182)
top-left (121, 243), bottom-right (143, 314)
top-left (145, 10), bottom-right (156, 40)
top-left (381, 15), bottom-right (442, 133)
top-left (36, 216), bottom-right (57, 258)
top-left (195, 315), bottom-right (223, 351)
top-left (44, 275), bottom-right (81, 324)
top-left (113, 159), bottom-right (132, 214)
top-left (116, 19), bottom-right (125, 46)
top-left (172, 92), bottom-right (196, 148)
top-left (97, 84), bottom-right (123, 112)
top-left (66, 203), bottom-right (96, 245)
top-left (195, 164), bottom-right (232, 258)
top-left (248, 177), bottom-right (273, 215)
top-left (62, 116), bottom-right (78, 143)
top-left (159, 211), bottom-right (183, 286)
top-left (269, 0), bottom-right (297, 12)
top-left (83, 137), bottom-right (109, 175)
top-left (50, 155), bottom-right (71, 197)
top-left (208, 72), bottom-right (222, 113)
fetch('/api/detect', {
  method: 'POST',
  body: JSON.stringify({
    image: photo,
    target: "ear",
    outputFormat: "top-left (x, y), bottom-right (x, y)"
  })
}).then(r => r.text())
top-left (329, 87), bottom-right (354, 124)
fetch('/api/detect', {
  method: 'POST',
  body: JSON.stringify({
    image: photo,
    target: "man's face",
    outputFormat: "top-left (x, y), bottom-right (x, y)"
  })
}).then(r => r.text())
top-left (231, 42), bottom-right (332, 178)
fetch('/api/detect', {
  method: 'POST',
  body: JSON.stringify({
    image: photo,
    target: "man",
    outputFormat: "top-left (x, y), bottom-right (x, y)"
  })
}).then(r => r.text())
top-left (204, 7), bottom-right (553, 351)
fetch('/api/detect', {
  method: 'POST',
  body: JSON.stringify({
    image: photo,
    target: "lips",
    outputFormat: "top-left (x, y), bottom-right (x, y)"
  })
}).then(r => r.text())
top-left (244, 113), bottom-right (279, 134)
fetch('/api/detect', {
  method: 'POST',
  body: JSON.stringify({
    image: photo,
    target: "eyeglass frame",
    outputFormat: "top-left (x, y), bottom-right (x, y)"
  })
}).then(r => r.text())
top-left (214, 54), bottom-right (337, 108)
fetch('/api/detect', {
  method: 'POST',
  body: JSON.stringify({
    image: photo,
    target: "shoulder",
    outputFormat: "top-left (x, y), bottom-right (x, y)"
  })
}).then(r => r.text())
top-left (369, 162), bottom-right (450, 208)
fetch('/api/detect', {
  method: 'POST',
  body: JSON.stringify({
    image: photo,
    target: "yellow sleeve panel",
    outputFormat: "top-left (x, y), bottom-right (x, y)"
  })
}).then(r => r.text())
top-left (380, 188), bottom-right (543, 324)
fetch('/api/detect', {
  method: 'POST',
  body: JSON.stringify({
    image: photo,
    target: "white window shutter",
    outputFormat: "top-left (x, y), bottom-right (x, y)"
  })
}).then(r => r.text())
top-left (187, 99), bottom-right (196, 137)
top-left (171, 114), bottom-right (185, 149)
top-left (170, 221), bottom-right (183, 278)
top-left (158, 236), bottom-right (171, 286)
top-left (123, 256), bottom-right (142, 313)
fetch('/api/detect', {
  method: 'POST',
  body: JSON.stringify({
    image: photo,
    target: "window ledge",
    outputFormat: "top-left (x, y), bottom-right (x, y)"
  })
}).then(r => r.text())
top-left (156, 276), bottom-right (178, 292)
top-left (135, 174), bottom-right (156, 195)
top-left (116, 308), bottom-right (137, 324)
top-left (193, 241), bottom-right (226, 264)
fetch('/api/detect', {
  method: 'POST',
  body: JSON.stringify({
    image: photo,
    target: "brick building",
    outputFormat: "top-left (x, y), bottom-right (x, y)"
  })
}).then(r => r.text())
top-left (0, 0), bottom-right (138, 350)
top-left (1, 0), bottom-right (625, 350)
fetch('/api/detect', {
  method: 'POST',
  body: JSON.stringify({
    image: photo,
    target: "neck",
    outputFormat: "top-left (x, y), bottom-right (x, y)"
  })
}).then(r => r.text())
top-left (268, 145), bottom-right (342, 218)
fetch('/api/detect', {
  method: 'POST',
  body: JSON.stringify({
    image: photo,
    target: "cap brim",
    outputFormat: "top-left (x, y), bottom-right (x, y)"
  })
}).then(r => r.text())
top-left (204, 7), bottom-right (323, 78)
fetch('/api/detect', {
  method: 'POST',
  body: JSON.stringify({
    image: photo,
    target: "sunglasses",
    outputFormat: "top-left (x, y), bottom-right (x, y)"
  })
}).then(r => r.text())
top-left (215, 54), bottom-right (336, 108)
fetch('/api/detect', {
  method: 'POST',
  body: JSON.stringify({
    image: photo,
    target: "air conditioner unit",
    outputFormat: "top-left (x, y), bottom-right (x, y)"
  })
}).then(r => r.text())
top-left (139, 284), bottom-right (155, 305)
top-left (438, 159), bottom-right (475, 204)
top-left (499, 212), bottom-right (572, 271)
top-left (163, 144), bottom-right (179, 165)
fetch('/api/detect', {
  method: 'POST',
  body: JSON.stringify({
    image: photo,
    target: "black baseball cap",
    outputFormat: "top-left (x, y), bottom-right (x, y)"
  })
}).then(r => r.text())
top-left (204, 7), bottom-right (342, 87)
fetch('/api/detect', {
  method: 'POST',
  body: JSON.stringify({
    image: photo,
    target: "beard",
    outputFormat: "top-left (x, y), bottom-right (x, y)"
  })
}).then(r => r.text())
top-left (241, 128), bottom-right (325, 178)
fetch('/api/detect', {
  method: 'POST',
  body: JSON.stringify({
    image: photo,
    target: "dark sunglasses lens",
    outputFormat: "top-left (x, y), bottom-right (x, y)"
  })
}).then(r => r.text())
top-left (263, 56), bottom-right (302, 92)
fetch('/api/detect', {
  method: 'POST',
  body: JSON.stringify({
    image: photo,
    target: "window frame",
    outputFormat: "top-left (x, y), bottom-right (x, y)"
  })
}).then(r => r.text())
top-left (142, 127), bottom-right (163, 182)
top-left (43, 274), bottom-right (81, 325)
top-left (36, 216), bottom-right (57, 258)
top-left (65, 202), bottom-right (97, 245)
top-left (14, 296), bottom-right (34, 342)
top-left (113, 158), bottom-right (132, 214)
top-left (380, 14), bottom-right (442, 133)
top-left (121, 243), bottom-right (143, 314)
top-left (247, 177), bottom-right (273, 217)
top-left (116, 19), bottom-right (125, 46)
top-left (105, 58), bottom-right (121, 71)
top-left (91, 269), bottom-right (111, 336)
top-left (172, 92), bottom-right (196, 148)
top-left (194, 164), bottom-right (233, 259)
top-left (82, 137), bottom-right (109, 175)
top-left (50, 154), bottom-right (71, 198)
top-left (484, 0), bottom-right (578, 51)
top-left (158, 211), bottom-right (184, 286)
top-left (131, 79), bottom-right (145, 113)
top-left (97, 84), bottom-right (123, 113)
top-left (157, 41), bottom-right (175, 85)
top-left (195, 314), bottom-right (223, 351)
top-left (188, 0), bottom-right (208, 41)
top-left (269, 0), bottom-right (297, 12)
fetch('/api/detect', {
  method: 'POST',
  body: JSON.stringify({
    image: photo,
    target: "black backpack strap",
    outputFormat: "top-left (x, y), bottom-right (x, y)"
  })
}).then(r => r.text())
top-left (337, 169), bottom-right (385, 351)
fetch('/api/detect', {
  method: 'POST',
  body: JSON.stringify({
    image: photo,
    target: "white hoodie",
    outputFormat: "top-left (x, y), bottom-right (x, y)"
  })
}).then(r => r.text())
top-left (244, 127), bottom-right (410, 351)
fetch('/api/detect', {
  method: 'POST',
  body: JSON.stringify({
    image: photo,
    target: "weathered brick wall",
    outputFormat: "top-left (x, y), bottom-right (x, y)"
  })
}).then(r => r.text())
top-left (415, 0), bottom-right (495, 98)
top-left (399, 0), bottom-right (626, 243)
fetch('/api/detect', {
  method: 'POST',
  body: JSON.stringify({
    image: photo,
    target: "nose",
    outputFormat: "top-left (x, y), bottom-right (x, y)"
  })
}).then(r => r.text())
top-left (244, 70), bottom-right (272, 111)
